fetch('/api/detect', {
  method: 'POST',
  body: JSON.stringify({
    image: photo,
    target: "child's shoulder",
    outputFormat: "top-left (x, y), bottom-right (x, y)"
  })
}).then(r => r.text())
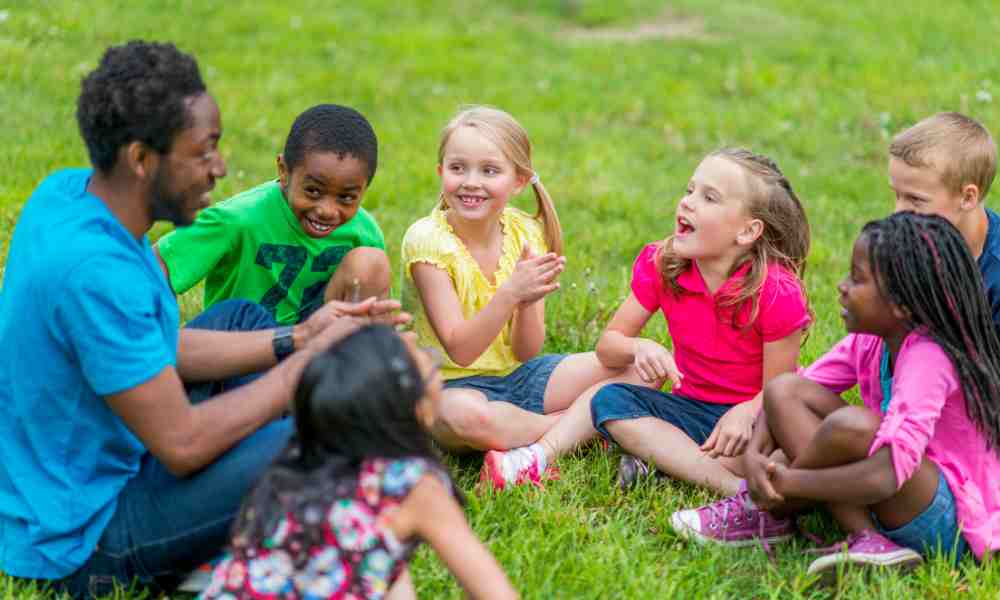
top-left (760, 262), bottom-right (806, 298)
top-left (402, 210), bottom-right (451, 248)
top-left (361, 456), bottom-right (451, 499)
top-left (205, 180), bottom-right (284, 225)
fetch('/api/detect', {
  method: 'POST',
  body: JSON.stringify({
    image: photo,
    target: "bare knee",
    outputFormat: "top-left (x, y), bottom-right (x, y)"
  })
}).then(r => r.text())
top-left (326, 247), bottom-right (391, 301)
top-left (437, 394), bottom-right (496, 449)
top-left (818, 405), bottom-right (880, 455)
top-left (762, 372), bottom-right (811, 417)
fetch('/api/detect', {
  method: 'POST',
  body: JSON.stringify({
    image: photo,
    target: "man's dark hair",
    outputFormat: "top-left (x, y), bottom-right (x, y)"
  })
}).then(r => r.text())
top-left (77, 40), bottom-right (206, 173)
top-left (282, 104), bottom-right (378, 183)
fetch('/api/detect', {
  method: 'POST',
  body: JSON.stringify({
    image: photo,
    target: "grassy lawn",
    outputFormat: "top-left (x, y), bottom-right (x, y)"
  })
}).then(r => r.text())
top-left (3, 0), bottom-right (1000, 597)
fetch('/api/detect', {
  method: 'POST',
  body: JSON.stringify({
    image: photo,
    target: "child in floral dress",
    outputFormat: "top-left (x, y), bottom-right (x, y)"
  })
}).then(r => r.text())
top-left (200, 324), bottom-right (517, 600)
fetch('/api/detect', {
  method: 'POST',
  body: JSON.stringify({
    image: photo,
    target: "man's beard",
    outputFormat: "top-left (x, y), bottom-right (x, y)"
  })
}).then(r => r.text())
top-left (148, 166), bottom-right (195, 227)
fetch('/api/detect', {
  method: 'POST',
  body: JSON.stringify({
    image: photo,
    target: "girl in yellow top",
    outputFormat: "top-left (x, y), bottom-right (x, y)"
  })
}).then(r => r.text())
top-left (401, 107), bottom-right (624, 482)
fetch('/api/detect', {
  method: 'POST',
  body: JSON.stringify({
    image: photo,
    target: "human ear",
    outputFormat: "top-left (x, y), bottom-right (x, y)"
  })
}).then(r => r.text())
top-left (890, 303), bottom-right (910, 322)
top-left (737, 218), bottom-right (765, 246)
top-left (960, 183), bottom-right (981, 210)
top-left (124, 141), bottom-right (158, 180)
top-left (277, 154), bottom-right (290, 189)
top-left (436, 163), bottom-right (443, 178)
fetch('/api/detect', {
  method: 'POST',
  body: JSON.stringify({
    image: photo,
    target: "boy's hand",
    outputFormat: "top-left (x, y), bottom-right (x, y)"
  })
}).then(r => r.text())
top-left (500, 243), bottom-right (565, 305)
top-left (701, 401), bottom-right (756, 458)
top-left (633, 338), bottom-right (682, 387)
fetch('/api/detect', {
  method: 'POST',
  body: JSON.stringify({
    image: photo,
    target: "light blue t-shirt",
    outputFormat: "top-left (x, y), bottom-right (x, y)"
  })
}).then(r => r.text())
top-left (0, 169), bottom-right (179, 578)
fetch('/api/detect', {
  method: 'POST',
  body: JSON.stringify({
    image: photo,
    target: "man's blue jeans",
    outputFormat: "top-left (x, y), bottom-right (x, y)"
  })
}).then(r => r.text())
top-left (57, 300), bottom-right (294, 598)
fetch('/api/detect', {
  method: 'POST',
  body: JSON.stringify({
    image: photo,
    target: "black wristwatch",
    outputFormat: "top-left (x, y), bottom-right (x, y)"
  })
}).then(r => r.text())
top-left (272, 326), bottom-right (296, 362)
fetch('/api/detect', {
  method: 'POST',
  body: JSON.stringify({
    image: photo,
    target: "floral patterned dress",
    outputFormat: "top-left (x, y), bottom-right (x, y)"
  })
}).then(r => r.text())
top-left (199, 457), bottom-right (449, 600)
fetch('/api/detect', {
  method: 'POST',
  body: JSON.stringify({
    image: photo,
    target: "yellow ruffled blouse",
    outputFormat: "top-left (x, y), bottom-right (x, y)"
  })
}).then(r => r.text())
top-left (401, 205), bottom-right (548, 380)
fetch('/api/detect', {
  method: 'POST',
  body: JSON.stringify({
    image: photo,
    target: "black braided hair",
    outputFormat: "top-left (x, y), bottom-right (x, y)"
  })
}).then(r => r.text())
top-left (283, 104), bottom-right (378, 183)
top-left (863, 211), bottom-right (1000, 452)
top-left (77, 41), bottom-right (206, 172)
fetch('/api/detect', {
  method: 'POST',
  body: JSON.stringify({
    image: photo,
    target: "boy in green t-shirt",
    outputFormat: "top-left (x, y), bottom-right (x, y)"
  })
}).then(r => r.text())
top-left (156, 104), bottom-right (390, 325)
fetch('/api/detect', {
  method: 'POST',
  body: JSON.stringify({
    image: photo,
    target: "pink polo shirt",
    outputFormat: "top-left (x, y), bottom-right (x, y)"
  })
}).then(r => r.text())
top-left (803, 332), bottom-right (1000, 560)
top-left (631, 243), bottom-right (810, 405)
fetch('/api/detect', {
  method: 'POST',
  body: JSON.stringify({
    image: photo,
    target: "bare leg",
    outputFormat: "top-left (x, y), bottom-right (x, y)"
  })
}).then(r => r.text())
top-left (323, 246), bottom-right (391, 302)
top-left (537, 363), bottom-right (649, 463)
top-left (766, 377), bottom-right (940, 532)
top-left (607, 417), bottom-right (742, 496)
top-left (385, 569), bottom-right (416, 600)
top-left (762, 373), bottom-right (872, 531)
top-left (430, 388), bottom-right (558, 453)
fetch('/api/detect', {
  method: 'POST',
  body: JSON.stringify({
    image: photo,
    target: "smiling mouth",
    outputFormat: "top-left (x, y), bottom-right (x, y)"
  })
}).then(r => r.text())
top-left (676, 216), bottom-right (695, 235)
top-left (304, 216), bottom-right (336, 234)
top-left (457, 194), bottom-right (488, 208)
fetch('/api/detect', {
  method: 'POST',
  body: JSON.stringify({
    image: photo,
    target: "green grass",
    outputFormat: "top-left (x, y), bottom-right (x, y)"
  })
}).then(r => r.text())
top-left (2, 0), bottom-right (1000, 597)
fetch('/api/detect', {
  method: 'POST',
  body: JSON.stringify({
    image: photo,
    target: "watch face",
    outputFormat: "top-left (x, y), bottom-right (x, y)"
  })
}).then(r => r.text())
top-left (274, 327), bottom-right (296, 360)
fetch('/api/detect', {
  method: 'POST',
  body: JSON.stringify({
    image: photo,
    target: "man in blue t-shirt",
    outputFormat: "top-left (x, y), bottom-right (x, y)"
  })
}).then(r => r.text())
top-left (888, 112), bottom-right (1000, 333)
top-left (0, 41), bottom-right (404, 598)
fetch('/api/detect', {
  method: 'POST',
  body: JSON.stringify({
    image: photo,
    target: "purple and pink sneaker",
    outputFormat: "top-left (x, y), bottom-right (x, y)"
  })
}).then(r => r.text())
top-left (670, 490), bottom-right (796, 547)
top-left (806, 529), bottom-right (922, 576)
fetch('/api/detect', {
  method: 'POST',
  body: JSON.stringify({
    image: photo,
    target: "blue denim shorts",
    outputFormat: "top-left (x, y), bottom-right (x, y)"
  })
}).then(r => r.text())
top-left (872, 470), bottom-right (969, 563)
top-left (590, 383), bottom-right (731, 444)
top-left (443, 354), bottom-right (566, 414)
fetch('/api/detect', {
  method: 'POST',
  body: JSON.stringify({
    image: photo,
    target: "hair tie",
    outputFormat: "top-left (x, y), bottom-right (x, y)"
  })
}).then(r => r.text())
top-left (530, 173), bottom-right (540, 185)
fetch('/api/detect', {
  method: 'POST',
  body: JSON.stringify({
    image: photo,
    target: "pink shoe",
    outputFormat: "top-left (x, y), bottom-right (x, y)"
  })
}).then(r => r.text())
top-left (479, 447), bottom-right (544, 491)
top-left (670, 491), bottom-right (796, 547)
top-left (806, 529), bottom-right (922, 576)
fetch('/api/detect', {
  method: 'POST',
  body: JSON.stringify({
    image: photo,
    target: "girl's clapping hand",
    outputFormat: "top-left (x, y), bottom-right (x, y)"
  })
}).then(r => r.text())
top-left (501, 243), bottom-right (566, 305)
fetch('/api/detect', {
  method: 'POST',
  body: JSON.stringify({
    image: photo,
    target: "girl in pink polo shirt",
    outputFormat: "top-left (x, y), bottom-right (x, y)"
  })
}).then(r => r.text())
top-left (672, 212), bottom-right (1000, 574)
top-left (482, 148), bottom-right (811, 491)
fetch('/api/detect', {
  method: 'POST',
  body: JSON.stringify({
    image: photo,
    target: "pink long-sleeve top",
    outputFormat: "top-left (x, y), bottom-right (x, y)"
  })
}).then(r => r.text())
top-left (802, 331), bottom-right (1000, 559)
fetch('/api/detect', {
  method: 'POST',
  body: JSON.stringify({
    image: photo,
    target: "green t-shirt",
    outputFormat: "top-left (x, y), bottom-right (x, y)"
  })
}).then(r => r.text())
top-left (157, 180), bottom-right (385, 324)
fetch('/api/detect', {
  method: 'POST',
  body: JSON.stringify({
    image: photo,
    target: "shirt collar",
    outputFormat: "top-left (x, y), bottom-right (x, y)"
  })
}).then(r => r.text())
top-left (676, 259), bottom-right (753, 296)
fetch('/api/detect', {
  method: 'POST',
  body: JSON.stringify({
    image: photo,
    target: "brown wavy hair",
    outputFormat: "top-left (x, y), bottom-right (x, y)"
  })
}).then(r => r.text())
top-left (656, 148), bottom-right (811, 328)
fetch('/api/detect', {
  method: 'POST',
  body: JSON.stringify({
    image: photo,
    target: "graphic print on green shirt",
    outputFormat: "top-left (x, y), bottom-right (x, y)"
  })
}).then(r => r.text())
top-left (156, 180), bottom-right (385, 324)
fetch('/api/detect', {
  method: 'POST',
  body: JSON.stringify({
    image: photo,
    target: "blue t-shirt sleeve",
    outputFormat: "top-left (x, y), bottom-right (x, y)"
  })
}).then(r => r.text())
top-left (52, 255), bottom-right (175, 396)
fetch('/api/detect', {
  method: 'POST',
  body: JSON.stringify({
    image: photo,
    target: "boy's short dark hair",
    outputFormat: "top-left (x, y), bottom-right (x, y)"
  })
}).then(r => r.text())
top-left (282, 104), bottom-right (378, 183)
top-left (77, 40), bottom-right (206, 173)
top-left (890, 112), bottom-right (997, 201)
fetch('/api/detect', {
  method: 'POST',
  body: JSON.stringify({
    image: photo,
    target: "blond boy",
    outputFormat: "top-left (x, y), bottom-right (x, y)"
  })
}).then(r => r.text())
top-left (889, 112), bottom-right (1000, 327)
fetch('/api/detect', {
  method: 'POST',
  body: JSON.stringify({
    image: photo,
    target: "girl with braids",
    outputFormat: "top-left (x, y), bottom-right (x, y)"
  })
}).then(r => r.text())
top-left (200, 325), bottom-right (517, 600)
top-left (672, 211), bottom-right (1000, 576)
top-left (483, 148), bottom-right (811, 490)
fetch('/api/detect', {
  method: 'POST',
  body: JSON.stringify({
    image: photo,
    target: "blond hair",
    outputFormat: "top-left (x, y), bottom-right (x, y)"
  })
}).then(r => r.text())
top-left (437, 106), bottom-right (563, 255)
top-left (657, 148), bottom-right (811, 328)
top-left (890, 112), bottom-right (997, 201)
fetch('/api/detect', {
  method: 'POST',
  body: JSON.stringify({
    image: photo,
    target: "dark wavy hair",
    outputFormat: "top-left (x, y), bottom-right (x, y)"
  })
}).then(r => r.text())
top-left (77, 40), bottom-right (206, 173)
top-left (863, 211), bottom-right (1000, 452)
top-left (283, 104), bottom-right (378, 183)
top-left (231, 324), bottom-right (451, 550)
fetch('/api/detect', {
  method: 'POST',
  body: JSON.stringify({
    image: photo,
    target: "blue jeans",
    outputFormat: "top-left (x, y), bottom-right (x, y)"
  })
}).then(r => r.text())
top-left (590, 383), bottom-right (732, 445)
top-left (443, 354), bottom-right (566, 414)
top-left (56, 300), bottom-right (294, 598)
top-left (873, 470), bottom-right (969, 564)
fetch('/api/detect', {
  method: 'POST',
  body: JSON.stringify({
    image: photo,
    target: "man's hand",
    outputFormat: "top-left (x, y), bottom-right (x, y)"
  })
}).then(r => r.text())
top-left (296, 297), bottom-right (411, 350)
